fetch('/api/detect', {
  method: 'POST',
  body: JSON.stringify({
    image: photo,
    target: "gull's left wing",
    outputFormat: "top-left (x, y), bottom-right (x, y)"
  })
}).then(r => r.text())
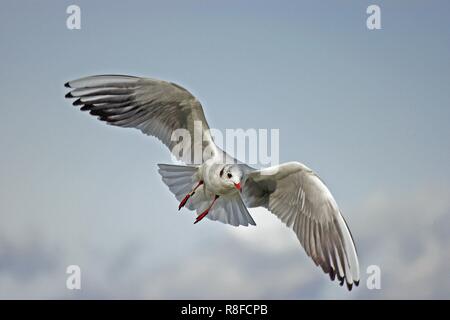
top-left (241, 162), bottom-right (360, 290)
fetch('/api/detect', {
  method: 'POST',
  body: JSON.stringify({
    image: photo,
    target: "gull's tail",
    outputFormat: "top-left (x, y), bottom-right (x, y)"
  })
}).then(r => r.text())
top-left (157, 164), bottom-right (200, 204)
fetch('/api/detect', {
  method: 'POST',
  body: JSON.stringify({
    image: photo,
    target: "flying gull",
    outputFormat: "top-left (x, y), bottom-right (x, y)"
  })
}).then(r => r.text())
top-left (64, 74), bottom-right (360, 290)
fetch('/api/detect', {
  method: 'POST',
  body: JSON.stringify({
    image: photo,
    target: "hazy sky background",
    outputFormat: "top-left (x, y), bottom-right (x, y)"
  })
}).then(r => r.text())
top-left (0, 0), bottom-right (449, 299)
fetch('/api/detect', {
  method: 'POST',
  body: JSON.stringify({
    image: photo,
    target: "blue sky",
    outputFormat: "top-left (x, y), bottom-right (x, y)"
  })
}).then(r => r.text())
top-left (0, 0), bottom-right (449, 298)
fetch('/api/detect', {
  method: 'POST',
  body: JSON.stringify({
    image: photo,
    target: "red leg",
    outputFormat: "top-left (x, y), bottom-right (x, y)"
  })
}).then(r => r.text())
top-left (194, 195), bottom-right (219, 224)
top-left (178, 194), bottom-right (191, 210)
top-left (178, 181), bottom-right (203, 211)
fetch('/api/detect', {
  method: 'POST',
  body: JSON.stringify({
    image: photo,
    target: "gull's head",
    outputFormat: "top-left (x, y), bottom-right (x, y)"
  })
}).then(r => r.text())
top-left (219, 165), bottom-right (243, 192)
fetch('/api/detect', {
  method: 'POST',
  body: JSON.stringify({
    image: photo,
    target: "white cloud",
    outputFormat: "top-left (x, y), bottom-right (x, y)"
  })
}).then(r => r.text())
top-left (0, 185), bottom-right (449, 299)
top-left (225, 207), bottom-right (299, 254)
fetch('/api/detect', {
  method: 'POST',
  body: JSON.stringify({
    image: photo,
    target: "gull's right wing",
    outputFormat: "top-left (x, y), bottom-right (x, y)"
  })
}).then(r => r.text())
top-left (65, 75), bottom-right (219, 165)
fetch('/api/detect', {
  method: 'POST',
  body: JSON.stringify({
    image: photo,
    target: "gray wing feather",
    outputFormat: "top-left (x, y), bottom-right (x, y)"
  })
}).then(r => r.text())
top-left (65, 75), bottom-right (217, 165)
top-left (242, 161), bottom-right (360, 290)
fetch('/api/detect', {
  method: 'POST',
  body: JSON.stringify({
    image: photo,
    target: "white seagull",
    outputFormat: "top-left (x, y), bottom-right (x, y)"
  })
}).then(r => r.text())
top-left (65, 75), bottom-right (360, 290)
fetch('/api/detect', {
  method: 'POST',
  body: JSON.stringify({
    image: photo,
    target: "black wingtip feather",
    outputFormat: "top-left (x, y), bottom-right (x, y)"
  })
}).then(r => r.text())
top-left (65, 92), bottom-right (73, 98)
top-left (354, 280), bottom-right (360, 287)
top-left (80, 105), bottom-right (92, 111)
top-left (64, 82), bottom-right (71, 88)
top-left (72, 99), bottom-right (83, 106)
top-left (329, 270), bottom-right (336, 281)
top-left (89, 109), bottom-right (103, 116)
top-left (346, 282), bottom-right (353, 291)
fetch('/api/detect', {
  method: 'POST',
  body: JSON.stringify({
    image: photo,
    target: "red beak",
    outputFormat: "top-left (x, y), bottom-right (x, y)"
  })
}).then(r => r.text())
top-left (234, 183), bottom-right (241, 191)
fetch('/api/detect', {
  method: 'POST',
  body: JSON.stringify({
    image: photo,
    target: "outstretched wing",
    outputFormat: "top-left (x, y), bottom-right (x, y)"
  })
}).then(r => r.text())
top-left (65, 75), bottom-right (218, 165)
top-left (241, 162), bottom-right (360, 290)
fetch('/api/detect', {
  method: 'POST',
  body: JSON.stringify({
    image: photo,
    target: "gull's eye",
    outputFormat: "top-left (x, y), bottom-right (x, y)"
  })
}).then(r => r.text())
top-left (227, 173), bottom-right (232, 179)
